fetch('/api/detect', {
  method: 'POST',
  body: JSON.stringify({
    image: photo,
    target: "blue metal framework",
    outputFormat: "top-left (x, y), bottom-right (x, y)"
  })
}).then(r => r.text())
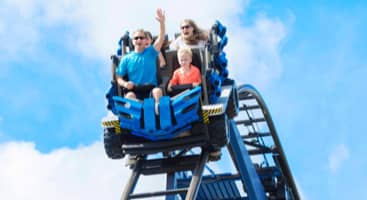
top-left (102, 20), bottom-right (300, 200)
top-left (114, 84), bottom-right (300, 200)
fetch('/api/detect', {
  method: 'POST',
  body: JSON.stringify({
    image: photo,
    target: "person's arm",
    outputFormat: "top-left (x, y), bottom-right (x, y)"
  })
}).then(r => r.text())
top-left (153, 8), bottom-right (166, 52)
top-left (116, 59), bottom-right (134, 89)
top-left (167, 82), bottom-right (173, 92)
top-left (167, 70), bottom-right (178, 92)
top-left (116, 76), bottom-right (134, 90)
top-left (158, 53), bottom-right (166, 67)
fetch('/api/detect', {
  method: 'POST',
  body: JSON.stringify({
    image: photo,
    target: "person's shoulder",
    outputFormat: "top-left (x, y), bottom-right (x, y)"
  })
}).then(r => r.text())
top-left (146, 45), bottom-right (155, 50)
top-left (175, 36), bottom-right (185, 43)
top-left (169, 37), bottom-right (182, 49)
top-left (191, 64), bottom-right (200, 71)
top-left (145, 45), bottom-right (158, 53)
top-left (199, 40), bottom-right (207, 45)
top-left (122, 51), bottom-right (136, 59)
top-left (173, 67), bottom-right (181, 73)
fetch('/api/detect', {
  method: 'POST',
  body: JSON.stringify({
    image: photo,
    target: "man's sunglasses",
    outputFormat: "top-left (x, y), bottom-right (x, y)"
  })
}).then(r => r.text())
top-left (181, 25), bottom-right (191, 30)
top-left (133, 36), bottom-right (146, 40)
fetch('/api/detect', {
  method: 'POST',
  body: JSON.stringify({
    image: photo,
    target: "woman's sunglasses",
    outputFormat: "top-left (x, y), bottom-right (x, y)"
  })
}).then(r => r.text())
top-left (181, 25), bottom-right (191, 30)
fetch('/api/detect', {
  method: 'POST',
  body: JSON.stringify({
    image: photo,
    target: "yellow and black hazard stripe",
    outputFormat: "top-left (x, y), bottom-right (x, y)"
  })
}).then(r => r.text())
top-left (202, 105), bottom-right (224, 116)
top-left (202, 110), bottom-right (210, 124)
top-left (102, 120), bottom-right (119, 127)
top-left (206, 107), bottom-right (223, 115)
top-left (102, 120), bottom-right (121, 134)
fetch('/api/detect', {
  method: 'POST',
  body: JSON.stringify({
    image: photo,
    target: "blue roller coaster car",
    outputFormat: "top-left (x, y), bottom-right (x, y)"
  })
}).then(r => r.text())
top-left (101, 21), bottom-right (239, 160)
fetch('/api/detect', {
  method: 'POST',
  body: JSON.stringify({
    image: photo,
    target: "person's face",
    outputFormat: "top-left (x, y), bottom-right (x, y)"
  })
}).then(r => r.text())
top-left (178, 52), bottom-right (192, 67)
top-left (145, 36), bottom-right (152, 47)
top-left (180, 23), bottom-right (193, 39)
top-left (132, 31), bottom-right (146, 50)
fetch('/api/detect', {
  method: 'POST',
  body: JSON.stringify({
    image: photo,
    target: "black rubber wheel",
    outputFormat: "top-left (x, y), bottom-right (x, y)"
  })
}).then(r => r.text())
top-left (226, 87), bottom-right (239, 119)
top-left (103, 128), bottom-right (125, 159)
top-left (207, 114), bottom-right (229, 148)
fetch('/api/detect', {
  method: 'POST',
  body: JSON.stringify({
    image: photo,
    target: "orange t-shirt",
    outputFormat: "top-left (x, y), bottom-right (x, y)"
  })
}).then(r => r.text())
top-left (169, 65), bottom-right (201, 86)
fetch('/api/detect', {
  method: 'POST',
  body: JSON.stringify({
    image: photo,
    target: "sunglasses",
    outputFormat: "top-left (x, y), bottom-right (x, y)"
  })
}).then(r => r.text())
top-left (133, 36), bottom-right (146, 40)
top-left (181, 25), bottom-right (192, 30)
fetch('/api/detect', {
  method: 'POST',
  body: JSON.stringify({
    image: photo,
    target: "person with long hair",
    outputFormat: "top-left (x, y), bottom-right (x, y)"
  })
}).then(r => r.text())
top-left (169, 19), bottom-right (208, 50)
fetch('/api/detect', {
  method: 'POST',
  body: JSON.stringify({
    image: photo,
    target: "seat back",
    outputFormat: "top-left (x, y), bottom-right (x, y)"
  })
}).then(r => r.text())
top-left (164, 48), bottom-right (206, 96)
top-left (165, 48), bottom-right (205, 74)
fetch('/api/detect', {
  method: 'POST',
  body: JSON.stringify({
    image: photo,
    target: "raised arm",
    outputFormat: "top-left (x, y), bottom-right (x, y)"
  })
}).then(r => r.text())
top-left (153, 8), bottom-right (166, 52)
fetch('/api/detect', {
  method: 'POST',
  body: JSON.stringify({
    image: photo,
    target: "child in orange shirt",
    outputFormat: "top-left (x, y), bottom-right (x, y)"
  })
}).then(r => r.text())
top-left (168, 47), bottom-right (201, 92)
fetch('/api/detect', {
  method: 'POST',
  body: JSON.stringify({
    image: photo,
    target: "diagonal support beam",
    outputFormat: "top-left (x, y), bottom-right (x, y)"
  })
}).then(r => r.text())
top-left (227, 120), bottom-right (267, 200)
top-left (185, 150), bottom-right (209, 200)
top-left (121, 160), bottom-right (143, 200)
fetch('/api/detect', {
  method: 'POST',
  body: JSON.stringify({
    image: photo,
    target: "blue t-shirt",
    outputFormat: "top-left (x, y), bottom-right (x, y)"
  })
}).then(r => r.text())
top-left (116, 46), bottom-right (158, 85)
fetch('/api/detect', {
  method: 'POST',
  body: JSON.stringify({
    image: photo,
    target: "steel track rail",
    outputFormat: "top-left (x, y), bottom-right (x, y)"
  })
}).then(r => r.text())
top-left (237, 84), bottom-right (300, 200)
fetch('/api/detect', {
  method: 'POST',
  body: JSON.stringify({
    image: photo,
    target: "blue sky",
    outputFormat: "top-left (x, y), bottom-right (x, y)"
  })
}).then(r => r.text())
top-left (1, 0), bottom-right (366, 199)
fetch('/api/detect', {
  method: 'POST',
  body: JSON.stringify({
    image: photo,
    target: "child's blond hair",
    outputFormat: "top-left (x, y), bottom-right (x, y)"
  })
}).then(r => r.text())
top-left (177, 46), bottom-right (192, 58)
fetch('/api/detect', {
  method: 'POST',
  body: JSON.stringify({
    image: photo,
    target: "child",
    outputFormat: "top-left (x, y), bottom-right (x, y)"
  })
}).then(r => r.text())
top-left (168, 47), bottom-right (221, 159)
top-left (168, 47), bottom-right (201, 92)
top-left (167, 47), bottom-right (201, 138)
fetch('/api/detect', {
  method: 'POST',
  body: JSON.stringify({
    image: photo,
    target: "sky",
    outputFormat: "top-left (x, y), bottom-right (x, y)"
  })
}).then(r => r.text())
top-left (0, 0), bottom-right (366, 199)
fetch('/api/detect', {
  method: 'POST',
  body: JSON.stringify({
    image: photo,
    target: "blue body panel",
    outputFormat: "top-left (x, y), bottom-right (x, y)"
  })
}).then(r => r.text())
top-left (171, 87), bottom-right (201, 124)
top-left (113, 86), bottom-right (202, 141)
top-left (143, 98), bottom-right (156, 132)
top-left (113, 96), bottom-right (143, 130)
top-left (159, 96), bottom-right (173, 130)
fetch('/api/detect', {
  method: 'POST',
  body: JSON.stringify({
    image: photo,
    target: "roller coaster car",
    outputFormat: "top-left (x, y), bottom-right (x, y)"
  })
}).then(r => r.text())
top-left (102, 21), bottom-right (239, 160)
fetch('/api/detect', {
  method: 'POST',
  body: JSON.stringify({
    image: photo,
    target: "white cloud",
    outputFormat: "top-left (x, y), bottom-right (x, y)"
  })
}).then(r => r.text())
top-left (2, 141), bottom-right (309, 200)
top-left (0, 141), bottom-right (167, 200)
top-left (46, 0), bottom-right (251, 60)
top-left (0, 117), bottom-right (3, 138)
top-left (60, 0), bottom-right (290, 88)
top-left (328, 144), bottom-right (349, 174)
top-left (0, 1), bottom-right (298, 198)
top-left (228, 13), bottom-right (292, 88)
top-left (0, 0), bottom-right (291, 87)
top-left (0, 0), bottom-right (40, 62)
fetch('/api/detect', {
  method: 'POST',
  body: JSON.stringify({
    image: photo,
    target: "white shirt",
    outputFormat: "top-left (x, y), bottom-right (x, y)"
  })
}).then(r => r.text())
top-left (169, 36), bottom-right (206, 50)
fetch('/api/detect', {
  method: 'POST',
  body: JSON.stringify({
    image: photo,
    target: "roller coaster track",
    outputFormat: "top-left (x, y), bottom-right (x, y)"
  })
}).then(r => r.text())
top-left (119, 84), bottom-right (300, 200)
top-left (232, 84), bottom-right (300, 199)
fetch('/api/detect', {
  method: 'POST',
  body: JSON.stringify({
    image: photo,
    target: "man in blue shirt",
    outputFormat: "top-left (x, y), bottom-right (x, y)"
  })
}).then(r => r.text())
top-left (116, 8), bottom-right (166, 103)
